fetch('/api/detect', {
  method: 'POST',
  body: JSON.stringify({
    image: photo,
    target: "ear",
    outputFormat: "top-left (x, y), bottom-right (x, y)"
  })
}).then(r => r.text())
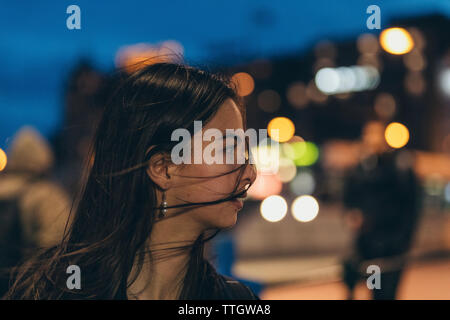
top-left (146, 152), bottom-right (172, 190)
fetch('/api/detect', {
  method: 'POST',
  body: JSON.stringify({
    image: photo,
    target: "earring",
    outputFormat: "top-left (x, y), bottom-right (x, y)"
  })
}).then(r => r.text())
top-left (159, 190), bottom-right (168, 218)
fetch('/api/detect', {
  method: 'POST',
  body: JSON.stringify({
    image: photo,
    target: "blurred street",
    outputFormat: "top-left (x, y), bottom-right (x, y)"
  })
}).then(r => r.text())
top-left (258, 258), bottom-right (450, 299)
top-left (233, 204), bottom-right (450, 299)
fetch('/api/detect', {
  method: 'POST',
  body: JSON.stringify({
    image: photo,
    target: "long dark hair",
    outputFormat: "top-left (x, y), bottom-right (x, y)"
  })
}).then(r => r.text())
top-left (4, 61), bottom-right (252, 299)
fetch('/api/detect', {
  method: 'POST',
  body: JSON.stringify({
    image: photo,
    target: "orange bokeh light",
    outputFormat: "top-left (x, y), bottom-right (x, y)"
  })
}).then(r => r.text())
top-left (267, 117), bottom-right (295, 142)
top-left (385, 122), bottom-right (410, 148)
top-left (0, 148), bottom-right (7, 171)
top-left (231, 72), bottom-right (255, 96)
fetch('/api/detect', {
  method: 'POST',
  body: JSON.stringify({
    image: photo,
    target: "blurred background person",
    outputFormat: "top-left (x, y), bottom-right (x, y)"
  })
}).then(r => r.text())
top-left (0, 126), bottom-right (71, 297)
top-left (342, 121), bottom-right (422, 300)
top-left (51, 60), bottom-right (106, 197)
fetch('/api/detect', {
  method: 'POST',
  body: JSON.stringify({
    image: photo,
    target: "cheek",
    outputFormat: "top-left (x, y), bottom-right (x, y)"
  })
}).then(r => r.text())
top-left (203, 164), bottom-right (240, 194)
top-left (177, 164), bottom-right (238, 202)
top-left (192, 198), bottom-right (238, 228)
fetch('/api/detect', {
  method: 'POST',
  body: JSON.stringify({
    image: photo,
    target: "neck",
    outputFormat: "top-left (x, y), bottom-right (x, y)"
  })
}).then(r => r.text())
top-left (127, 210), bottom-right (204, 300)
top-left (127, 251), bottom-right (190, 300)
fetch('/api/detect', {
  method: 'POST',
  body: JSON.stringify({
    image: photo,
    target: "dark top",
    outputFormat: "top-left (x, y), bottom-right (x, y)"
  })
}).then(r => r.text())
top-left (213, 274), bottom-right (260, 300)
top-left (204, 260), bottom-right (260, 300)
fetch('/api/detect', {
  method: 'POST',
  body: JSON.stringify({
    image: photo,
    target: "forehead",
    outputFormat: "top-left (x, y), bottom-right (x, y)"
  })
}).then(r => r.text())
top-left (203, 98), bottom-right (243, 132)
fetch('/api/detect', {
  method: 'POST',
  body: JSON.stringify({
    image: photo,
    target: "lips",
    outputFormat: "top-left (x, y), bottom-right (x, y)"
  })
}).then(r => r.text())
top-left (230, 191), bottom-right (247, 211)
top-left (231, 198), bottom-right (244, 210)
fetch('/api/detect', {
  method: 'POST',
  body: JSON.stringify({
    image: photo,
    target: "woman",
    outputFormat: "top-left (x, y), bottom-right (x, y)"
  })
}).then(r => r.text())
top-left (4, 62), bottom-right (258, 300)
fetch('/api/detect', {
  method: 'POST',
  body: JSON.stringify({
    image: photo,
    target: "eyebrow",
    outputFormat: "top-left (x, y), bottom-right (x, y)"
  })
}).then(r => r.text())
top-left (220, 133), bottom-right (245, 148)
top-left (222, 133), bottom-right (237, 139)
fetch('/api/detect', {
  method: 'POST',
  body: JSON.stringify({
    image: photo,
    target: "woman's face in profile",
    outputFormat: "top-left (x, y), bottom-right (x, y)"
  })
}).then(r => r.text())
top-left (168, 98), bottom-right (256, 229)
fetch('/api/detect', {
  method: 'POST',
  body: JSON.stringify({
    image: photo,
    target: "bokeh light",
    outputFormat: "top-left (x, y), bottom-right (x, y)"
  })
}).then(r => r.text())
top-left (286, 135), bottom-right (305, 144)
top-left (248, 173), bottom-right (282, 200)
top-left (0, 148), bottom-right (7, 171)
top-left (289, 170), bottom-right (316, 195)
top-left (315, 66), bottom-right (379, 95)
top-left (251, 141), bottom-right (280, 174)
top-left (385, 122), bottom-right (410, 149)
top-left (291, 195), bottom-right (319, 222)
top-left (405, 71), bottom-right (426, 96)
top-left (357, 33), bottom-right (379, 54)
top-left (357, 53), bottom-right (383, 70)
top-left (282, 140), bottom-right (307, 160)
top-left (115, 41), bottom-right (183, 73)
top-left (282, 141), bottom-right (319, 166)
top-left (276, 158), bottom-right (297, 183)
top-left (404, 49), bottom-right (427, 72)
top-left (286, 82), bottom-right (309, 109)
top-left (306, 80), bottom-right (328, 103)
top-left (159, 40), bottom-right (185, 57)
top-left (313, 57), bottom-right (335, 73)
top-left (315, 67), bottom-right (340, 94)
top-left (294, 142), bottom-right (319, 166)
top-left (380, 27), bottom-right (414, 55)
top-left (374, 93), bottom-right (396, 119)
top-left (314, 41), bottom-right (337, 60)
top-left (439, 68), bottom-right (450, 97)
top-left (260, 195), bottom-right (288, 222)
top-left (231, 72), bottom-right (255, 96)
top-left (408, 27), bottom-right (426, 50)
top-left (267, 117), bottom-right (295, 142)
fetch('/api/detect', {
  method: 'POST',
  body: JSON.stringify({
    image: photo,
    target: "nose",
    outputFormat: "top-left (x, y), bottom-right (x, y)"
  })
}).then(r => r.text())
top-left (242, 162), bottom-right (257, 188)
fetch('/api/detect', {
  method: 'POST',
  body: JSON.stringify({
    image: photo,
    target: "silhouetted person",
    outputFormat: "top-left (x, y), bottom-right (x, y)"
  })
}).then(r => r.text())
top-left (50, 60), bottom-right (106, 196)
top-left (0, 126), bottom-right (71, 297)
top-left (342, 121), bottom-right (421, 300)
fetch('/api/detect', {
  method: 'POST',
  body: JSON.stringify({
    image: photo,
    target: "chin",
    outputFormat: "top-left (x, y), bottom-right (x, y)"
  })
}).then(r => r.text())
top-left (207, 206), bottom-right (238, 229)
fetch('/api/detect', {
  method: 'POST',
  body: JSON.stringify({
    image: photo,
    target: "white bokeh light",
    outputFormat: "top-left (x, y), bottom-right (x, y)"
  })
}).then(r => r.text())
top-left (250, 138), bottom-right (280, 175)
top-left (315, 66), bottom-right (379, 95)
top-left (260, 195), bottom-right (288, 222)
top-left (439, 68), bottom-right (450, 97)
top-left (315, 68), bottom-right (340, 94)
top-left (291, 195), bottom-right (319, 222)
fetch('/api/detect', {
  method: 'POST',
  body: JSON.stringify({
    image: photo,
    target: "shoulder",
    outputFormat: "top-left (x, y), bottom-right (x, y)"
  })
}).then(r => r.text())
top-left (204, 260), bottom-right (260, 300)
top-left (216, 274), bottom-right (260, 300)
